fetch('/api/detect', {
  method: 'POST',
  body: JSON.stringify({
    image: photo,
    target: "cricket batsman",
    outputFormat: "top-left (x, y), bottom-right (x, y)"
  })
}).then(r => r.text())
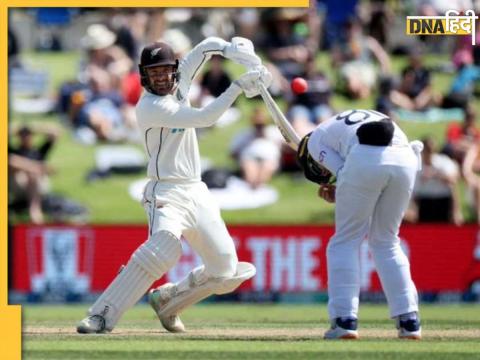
top-left (296, 110), bottom-right (423, 340)
top-left (77, 37), bottom-right (272, 333)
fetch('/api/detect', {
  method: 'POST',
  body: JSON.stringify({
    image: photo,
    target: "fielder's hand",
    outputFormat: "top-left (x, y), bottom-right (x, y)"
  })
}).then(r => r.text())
top-left (318, 184), bottom-right (336, 203)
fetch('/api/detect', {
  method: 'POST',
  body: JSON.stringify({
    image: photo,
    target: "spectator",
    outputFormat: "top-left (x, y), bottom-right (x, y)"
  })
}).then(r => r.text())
top-left (71, 66), bottom-right (137, 143)
top-left (8, 27), bottom-right (21, 68)
top-left (365, 0), bottom-right (394, 48)
top-left (234, 9), bottom-right (260, 41)
top-left (200, 55), bottom-right (232, 98)
top-left (288, 55), bottom-right (334, 136)
top-left (396, 49), bottom-right (436, 111)
top-left (59, 23), bottom-right (137, 127)
top-left (442, 46), bottom-right (480, 110)
top-left (462, 141), bottom-right (480, 224)
top-left (375, 76), bottom-right (398, 117)
top-left (261, 8), bottom-right (311, 81)
top-left (331, 18), bottom-right (390, 99)
top-left (443, 106), bottom-right (480, 164)
top-left (197, 55), bottom-right (240, 128)
top-left (80, 23), bottom-right (133, 91)
top-left (8, 125), bottom-right (58, 224)
top-left (107, 9), bottom-right (149, 61)
top-left (318, 0), bottom-right (359, 50)
top-left (108, 10), bottom-right (150, 106)
top-left (230, 107), bottom-right (282, 188)
top-left (405, 137), bottom-right (463, 225)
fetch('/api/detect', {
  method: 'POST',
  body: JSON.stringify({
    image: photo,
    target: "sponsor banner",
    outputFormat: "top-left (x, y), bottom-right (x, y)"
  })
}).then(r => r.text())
top-left (10, 224), bottom-right (480, 297)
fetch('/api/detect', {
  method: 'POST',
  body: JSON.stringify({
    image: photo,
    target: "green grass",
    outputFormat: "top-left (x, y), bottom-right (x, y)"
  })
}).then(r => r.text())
top-left (9, 51), bottom-right (480, 224)
top-left (22, 303), bottom-right (480, 359)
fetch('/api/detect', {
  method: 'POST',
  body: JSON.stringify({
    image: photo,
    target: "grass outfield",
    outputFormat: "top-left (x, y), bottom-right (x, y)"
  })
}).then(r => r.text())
top-left (23, 303), bottom-right (480, 359)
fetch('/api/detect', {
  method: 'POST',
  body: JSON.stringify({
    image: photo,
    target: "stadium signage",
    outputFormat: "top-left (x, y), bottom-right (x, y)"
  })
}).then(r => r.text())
top-left (10, 225), bottom-right (480, 298)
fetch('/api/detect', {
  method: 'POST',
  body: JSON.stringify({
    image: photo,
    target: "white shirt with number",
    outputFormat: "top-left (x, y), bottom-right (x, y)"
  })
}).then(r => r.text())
top-left (307, 109), bottom-right (409, 176)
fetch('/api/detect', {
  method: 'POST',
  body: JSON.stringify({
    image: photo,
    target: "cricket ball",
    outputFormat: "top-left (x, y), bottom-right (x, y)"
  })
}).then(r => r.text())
top-left (291, 77), bottom-right (308, 94)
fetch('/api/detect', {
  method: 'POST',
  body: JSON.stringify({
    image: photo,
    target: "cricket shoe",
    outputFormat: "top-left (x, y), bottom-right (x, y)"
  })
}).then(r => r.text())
top-left (397, 316), bottom-right (421, 340)
top-left (149, 283), bottom-right (185, 333)
top-left (324, 317), bottom-right (359, 340)
top-left (76, 314), bottom-right (111, 334)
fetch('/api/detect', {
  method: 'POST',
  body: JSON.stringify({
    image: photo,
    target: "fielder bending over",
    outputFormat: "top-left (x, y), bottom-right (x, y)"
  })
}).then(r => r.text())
top-left (296, 109), bottom-right (423, 340)
top-left (77, 37), bottom-right (271, 334)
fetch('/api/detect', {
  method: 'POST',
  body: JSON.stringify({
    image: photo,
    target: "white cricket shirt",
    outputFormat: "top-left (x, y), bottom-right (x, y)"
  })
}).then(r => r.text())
top-left (308, 109), bottom-right (409, 175)
top-left (136, 37), bottom-right (242, 182)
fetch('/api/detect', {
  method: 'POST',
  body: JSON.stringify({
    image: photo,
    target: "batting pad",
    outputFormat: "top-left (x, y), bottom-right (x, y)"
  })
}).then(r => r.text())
top-left (87, 231), bottom-right (181, 330)
top-left (159, 262), bottom-right (256, 317)
top-left (132, 230), bottom-right (181, 278)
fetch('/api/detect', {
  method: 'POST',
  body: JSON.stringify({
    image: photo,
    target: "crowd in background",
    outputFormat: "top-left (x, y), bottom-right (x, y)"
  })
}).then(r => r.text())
top-left (7, 2), bottom-right (480, 225)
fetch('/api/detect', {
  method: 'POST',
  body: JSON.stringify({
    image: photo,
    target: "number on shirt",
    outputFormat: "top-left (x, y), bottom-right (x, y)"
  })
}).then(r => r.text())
top-left (336, 110), bottom-right (388, 125)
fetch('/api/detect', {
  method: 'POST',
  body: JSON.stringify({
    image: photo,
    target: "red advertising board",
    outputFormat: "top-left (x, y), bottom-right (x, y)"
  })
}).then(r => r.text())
top-left (10, 224), bottom-right (480, 295)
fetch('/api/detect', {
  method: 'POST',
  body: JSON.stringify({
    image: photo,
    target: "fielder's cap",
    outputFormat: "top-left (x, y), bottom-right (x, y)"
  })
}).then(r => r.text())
top-left (81, 24), bottom-right (116, 50)
top-left (140, 42), bottom-right (177, 68)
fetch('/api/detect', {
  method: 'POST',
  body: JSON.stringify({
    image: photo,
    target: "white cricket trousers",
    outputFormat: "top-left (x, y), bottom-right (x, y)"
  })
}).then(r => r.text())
top-left (143, 180), bottom-right (238, 278)
top-left (327, 144), bottom-right (419, 319)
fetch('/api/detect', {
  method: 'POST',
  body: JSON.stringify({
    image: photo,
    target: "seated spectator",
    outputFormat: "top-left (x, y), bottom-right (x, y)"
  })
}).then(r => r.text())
top-left (260, 8), bottom-right (311, 81)
top-left (287, 55), bottom-right (334, 137)
top-left (8, 125), bottom-right (58, 224)
top-left (197, 55), bottom-right (240, 128)
top-left (396, 49), bottom-right (436, 111)
top-left (331, 18), bottom-right (391, 99)
top-left (375, 76), bottom-right (398, 117)
top-left (230, 107), bottom-right (282, 189)
top-left (200, 55), bottom-right (231, 99)
top-left (442, 46), bottom-right (480, 110)
top-left (405, 137), bottom-right (463, 225)
top-left (462, 141), bottom-right (480, 224)
top-left (70, 66), bottom-right (137, 144)
top-left (80, 23), bottom-right (133, 91)
top-left (443, 106), bottom-right (480, 164)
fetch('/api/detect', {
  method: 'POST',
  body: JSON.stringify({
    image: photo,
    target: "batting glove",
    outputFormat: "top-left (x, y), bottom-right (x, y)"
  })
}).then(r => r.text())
top-left (234, 70), bottom-right (262, 98)
top-left (223, 37), bottom-right (262, 68)
top-left (258, 65), bottom-right (273, 89)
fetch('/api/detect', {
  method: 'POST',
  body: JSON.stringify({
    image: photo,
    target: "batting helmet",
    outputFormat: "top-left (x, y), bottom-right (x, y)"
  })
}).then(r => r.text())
top-left (297, 133), bottom-right (333, 185)
top-left (139, 42), bottom-right (179, 96)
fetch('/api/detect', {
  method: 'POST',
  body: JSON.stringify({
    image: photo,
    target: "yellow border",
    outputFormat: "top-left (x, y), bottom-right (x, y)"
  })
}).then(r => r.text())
top-left (3, 3), bottom-right (309, 359)
top-left (2, 5), bottom-right (22, 360)
top-left (6, 1), bottom-right (308, 6)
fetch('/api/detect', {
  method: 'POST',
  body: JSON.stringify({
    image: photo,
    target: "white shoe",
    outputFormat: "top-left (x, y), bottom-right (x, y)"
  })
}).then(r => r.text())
top-left (149, 283), bottom-right (185, 333)
top-left (76, 314), bottom-right (110, 334)
top-left (324, 318), bottom-right (359, 340)
top-left (397, 317), bottom-right (421, 340)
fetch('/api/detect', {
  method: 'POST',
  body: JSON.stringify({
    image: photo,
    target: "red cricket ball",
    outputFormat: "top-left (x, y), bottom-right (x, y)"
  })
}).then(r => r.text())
top-left (291, 77), bottom-right (308, 94)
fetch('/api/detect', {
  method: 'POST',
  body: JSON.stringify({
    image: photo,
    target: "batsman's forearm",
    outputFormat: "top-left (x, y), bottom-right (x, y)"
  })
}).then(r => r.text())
top-left (136, 84), bottom-right (242, 129)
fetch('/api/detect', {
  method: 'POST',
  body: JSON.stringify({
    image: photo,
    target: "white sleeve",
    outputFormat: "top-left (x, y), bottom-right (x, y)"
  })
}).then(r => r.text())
top-left (176, 37), bottom-right (230, 101)
top-left (308, 140), bottom-right (345, 177)
top-left (136, 84), bottom-right (242, 129)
